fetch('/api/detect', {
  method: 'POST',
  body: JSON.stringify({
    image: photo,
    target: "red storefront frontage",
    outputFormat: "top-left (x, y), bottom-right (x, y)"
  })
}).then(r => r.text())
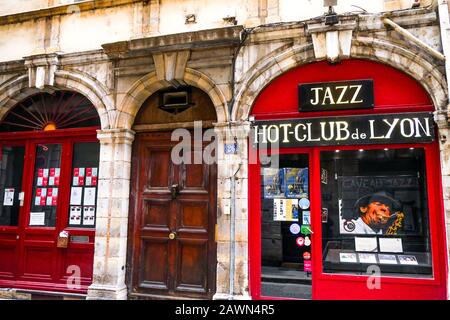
top-left (0, 91), bottom-right (100, 294)
top-left (248, 59), bottom-right (449, 299)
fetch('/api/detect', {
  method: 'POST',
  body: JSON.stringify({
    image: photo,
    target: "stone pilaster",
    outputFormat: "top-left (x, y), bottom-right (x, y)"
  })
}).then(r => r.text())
top-left (87, 128), bottom-right (135, 300)
top-left (213, 121), bottom-right (251, 300)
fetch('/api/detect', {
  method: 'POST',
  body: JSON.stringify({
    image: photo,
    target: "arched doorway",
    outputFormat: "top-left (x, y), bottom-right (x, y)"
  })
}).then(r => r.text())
top-left (248, 59), bottom-right (448, 299)
top-left (127, 86), bottom-right (218, 299)
top-left (0, 91), bottom-right (101, 294)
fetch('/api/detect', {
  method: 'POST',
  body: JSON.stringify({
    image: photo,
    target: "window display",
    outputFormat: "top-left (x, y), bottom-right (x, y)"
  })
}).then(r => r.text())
top-left (29, 144), bottom-right (62, 227)
top-left (261, 154), bottom-right (312, 299)
top-left (321, 148), bottom-right (432, 277)
top-left (68, 142), bottom-right (99, 228)
top-left (0, 146), bottom-right (25, 226)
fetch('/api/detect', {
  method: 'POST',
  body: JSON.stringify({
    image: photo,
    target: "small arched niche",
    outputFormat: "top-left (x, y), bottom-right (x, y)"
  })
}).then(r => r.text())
top-left (133, 86), bottom-right (217, 131)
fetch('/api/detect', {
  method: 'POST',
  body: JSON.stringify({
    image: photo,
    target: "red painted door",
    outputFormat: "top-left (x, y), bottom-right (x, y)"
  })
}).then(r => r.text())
top-left (0, 142), bottom-right (26, 281)
top-left (0, 130), bottom-right (98, 293)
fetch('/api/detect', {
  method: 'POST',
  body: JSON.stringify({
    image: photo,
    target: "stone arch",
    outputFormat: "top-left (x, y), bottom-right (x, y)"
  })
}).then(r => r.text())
top-left (117, 68), bottom-right (229, 129)
top-left (0, 70), bottom-right (113, 129)
top-left (233, 38), bottom-right (448, 121)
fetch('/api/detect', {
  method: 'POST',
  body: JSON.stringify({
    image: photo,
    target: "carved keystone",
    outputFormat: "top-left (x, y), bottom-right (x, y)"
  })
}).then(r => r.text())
top-left (306, 17), bottom-right (356, 63)
top-left (24, 53), bottom-right (60, 89)
top-left (152, 50), bottom-right (190, 87)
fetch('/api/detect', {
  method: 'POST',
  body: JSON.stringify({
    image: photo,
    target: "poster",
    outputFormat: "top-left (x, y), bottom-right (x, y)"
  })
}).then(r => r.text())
top-left (3, 188), bottom-right (14, 206)
top-left (354, 237), bottom-right (378, 252)
top-left (29, 212), bottom-right (45, 226)
top-left (263, 168), bottom-right (283, 199)
top-left (281, 168), bottom-right (309, 198)
top-left (273, 199), bottom-right (299, 222)
top-left (70, 187), bottom-right (82, 205)
top-left (69, 206), bottom-right (82, 225)
top-left (83, 187), bottom-right (96, 206)
top-left (338, 176), bottom-right (420, 235)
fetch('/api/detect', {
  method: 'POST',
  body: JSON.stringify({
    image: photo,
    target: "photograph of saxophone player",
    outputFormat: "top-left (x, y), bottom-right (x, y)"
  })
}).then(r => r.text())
top-left (342, 191), bottom-right (405, 235)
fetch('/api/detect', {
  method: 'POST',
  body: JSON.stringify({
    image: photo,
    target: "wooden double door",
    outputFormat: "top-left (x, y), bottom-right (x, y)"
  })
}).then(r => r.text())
top-left (0, 130), bottom-right (98, 293)
top-left (128, 131), bottom-right (217, 299)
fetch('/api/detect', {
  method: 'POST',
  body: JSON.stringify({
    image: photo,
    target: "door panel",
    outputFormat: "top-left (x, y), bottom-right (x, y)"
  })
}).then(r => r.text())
top-left (144, 199), bottom-right (172, 227)
top-left (179, 201), bottom-right (209, 230)
top-left (175, 239), bottom-right (208, 292)
top-left (22, 245), bottom-right (54, 279)
top-left (0, 243), bottom-right (16, 277)
top-left (129, 132), bottom-right (217, 299)
top-left (144, 148), bottom-right (173, 190)
top-left (140, 238), bottom-right (170, 289)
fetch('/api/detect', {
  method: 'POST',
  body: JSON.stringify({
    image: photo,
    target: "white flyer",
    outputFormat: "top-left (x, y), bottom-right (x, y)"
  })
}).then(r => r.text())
top-left (86, 176), bottom-right (92, 186)
top-left (3, 188), bottom-right (14, 206)
top-left (43, 169), bottom-right (49, 177)
top-left (379, 238), bottom-right (403, 253)
top-left (92, 168), bottom-right (98, 177)
top-left (378, 254), bottom-right (398, 265)
top-left (49, 177), bottom-right (55, 186)
top-left (339, 252), bottom-right (357, 263)
top-left (29, 212), bottom-right (45, 226)
top-left (355, 237), bottom-right (378, 252)
top-left (273, 199), bottom-right (285, 221)
top-left (398, 255), bottom-right (418, 265)
top-left (69, 206), bottom-right (82, 225)
top-left (55, 168), bottom-right (60, 177)
top-left (83, 206), bottom-right (95, 226)
top-left (83, 188), bottom-right (96, 206)
top-left (358, 253), bottom-right (377, 264)
top-left (37, 177), bottom-right (43, 186)
top-left (70, 187), bottom-right (83, 205)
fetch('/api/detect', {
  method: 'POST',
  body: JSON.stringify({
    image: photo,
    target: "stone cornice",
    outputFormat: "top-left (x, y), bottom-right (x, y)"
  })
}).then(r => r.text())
top-left (247, 8), bottom-right (437, 44)
top-left (0, 0), bottom-right (143, 26)
top-left (102, 26), bottom-right (244, 59)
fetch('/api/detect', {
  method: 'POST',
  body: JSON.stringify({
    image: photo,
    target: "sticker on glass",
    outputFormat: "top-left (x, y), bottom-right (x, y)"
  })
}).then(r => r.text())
top-left (289, 223), bottom-right (301, 235)
top-left (299, 198), bottom-right (310, 210)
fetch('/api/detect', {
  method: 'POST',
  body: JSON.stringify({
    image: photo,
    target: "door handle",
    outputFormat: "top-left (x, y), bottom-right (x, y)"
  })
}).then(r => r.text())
top-left (168, 232), bottom-right (177, 240)
top-left (170, 184), bottom-right (180, 199)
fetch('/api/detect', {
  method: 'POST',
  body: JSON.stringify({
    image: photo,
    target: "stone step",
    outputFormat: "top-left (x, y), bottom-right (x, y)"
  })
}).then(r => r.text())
top-left (0, 289), bottom-right (31, 300)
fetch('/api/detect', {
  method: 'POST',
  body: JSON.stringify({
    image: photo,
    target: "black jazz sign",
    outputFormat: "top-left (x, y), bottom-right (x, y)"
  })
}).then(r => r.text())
top-left (299, 80), bottom-right (374, 112)
top-left (252, 112), bottom-right (434, 148)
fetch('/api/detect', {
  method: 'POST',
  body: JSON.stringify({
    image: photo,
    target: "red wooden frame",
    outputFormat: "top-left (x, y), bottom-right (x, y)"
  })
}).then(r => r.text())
top-left (0, 126), bottom-right (99, 294)
top-left (248, 59), bottom-right (448, 300)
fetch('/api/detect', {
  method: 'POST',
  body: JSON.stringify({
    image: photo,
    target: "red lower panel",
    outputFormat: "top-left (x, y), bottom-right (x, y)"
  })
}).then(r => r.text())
top-left (315, 279), bottom-right (446, 300)
top-left (21, 247), bottom-right (54, 280)
top-left (0, 244), bottom-right (16, 278)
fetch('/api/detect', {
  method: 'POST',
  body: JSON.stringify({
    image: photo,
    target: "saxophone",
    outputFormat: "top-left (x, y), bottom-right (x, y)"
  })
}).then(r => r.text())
top-left (385, 212), bottom-right (405, 235)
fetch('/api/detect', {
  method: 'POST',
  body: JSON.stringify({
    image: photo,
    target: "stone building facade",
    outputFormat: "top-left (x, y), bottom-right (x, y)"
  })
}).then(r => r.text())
top-left (0, 0), bottom-right (449, 299)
